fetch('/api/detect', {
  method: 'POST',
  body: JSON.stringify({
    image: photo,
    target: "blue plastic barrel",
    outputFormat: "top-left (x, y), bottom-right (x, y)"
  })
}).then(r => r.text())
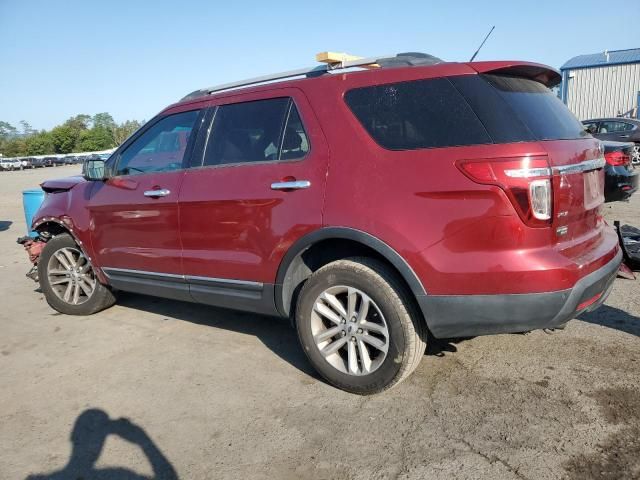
top-left (22, 189), bottom-right (45, 237)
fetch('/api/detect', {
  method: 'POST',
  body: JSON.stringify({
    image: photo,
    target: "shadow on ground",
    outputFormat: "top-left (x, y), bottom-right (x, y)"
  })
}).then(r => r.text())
top-left (26, 408), bottom-right (178, 480)
top-left (118, 293), bottom-right (323, 380)
top-left (117, 293), bottom-right (461, 381)
top-left (0, 220), bottom-right (12, 231)
top-left (579, 304), bottom-right (640, 337)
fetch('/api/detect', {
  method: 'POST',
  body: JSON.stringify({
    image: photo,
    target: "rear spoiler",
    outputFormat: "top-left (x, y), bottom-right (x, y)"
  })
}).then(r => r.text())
top-left (467, 61), bottom-right (561, 88)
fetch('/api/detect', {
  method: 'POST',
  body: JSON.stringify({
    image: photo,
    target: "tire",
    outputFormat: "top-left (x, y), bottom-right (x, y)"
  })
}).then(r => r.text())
top-left (296, 257), bottom-right (426, 394)
top-left (38, 234), bottom-right (116, 315)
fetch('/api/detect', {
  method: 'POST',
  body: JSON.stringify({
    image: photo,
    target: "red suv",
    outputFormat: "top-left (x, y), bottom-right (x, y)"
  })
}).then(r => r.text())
top-left (31, 53), bottom-right (621, 394)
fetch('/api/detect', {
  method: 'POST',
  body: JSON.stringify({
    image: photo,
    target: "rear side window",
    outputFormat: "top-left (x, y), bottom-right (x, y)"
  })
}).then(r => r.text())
top-left (600, 120), bottom-right (634, 133)
top-left (203, 97), bottom-right (309, 166)
top-left (344, 78), bottom-right (491, 150)
top-left (346, 74), bottom-right (588, 151)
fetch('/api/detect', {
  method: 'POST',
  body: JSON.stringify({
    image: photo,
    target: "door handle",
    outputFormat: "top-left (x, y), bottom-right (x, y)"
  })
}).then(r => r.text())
top-left (619, 135), bottom-right (630, 138)
top-left (144, 188), bottom-right (171, 197)
top-left (270, 180), bottom-right (311, 190)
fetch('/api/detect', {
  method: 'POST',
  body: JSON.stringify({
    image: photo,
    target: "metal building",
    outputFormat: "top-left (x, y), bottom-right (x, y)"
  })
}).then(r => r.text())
top-left (560, 48), bottom-right (640, 120)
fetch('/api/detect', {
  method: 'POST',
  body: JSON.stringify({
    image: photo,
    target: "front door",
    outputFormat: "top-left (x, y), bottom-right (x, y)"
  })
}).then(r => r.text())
top-left (178, 90), bottom-right (328, 311)
top-left (88, 108), bottom-right (202, 297)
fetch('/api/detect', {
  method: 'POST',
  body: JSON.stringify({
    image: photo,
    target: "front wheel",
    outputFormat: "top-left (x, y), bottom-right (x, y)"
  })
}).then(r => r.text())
top-left (296, 257), bottom-right (426, 394)
top-left (38, 234), bottom-right (116, 315)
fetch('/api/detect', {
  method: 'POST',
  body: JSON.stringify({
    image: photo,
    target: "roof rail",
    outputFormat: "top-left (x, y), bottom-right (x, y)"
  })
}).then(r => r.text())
top-left (181, 52), bottom-right (444, 102)
top-left (180, 53), bottom-right (391, 101)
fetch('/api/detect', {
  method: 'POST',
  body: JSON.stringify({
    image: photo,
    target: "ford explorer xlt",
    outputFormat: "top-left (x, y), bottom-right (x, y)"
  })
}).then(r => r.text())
top-left (27, 52), bottom-right (621, 394)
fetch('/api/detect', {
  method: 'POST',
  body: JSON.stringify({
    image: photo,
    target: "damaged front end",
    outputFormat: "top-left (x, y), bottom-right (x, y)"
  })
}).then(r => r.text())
top-left (16, 233), bottom-right (50, 282)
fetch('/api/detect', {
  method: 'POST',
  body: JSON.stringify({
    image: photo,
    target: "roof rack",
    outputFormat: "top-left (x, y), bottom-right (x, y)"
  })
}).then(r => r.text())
top-left (180, 51), bottom-right (443, 101)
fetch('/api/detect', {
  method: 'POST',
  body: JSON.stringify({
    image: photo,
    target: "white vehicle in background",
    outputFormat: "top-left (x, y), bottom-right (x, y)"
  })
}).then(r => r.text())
top-left (0, 158), bottom-right (22, 171)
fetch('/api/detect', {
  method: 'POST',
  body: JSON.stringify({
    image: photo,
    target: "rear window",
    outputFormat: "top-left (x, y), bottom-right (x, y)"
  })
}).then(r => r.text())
top-left (345, 74), bottom-right (588, 151)
top-left (477, 74), bottom-right (588, 141)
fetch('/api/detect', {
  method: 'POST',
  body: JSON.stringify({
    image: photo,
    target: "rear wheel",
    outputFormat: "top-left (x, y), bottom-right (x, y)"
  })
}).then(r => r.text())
top-left (38, 234), bottom-right (116, 315)
top-left (296, 257), bottom-right (426, 394)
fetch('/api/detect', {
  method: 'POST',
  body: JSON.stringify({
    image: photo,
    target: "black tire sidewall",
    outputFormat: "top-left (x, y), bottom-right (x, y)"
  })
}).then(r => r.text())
top-left (296, 263), bottom-right (408, 393)
top-left (38, 234), bottom-right (103, 315)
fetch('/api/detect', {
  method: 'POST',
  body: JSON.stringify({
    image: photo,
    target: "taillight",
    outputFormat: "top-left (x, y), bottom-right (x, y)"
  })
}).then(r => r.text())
top-left (604, 150), bottom-right (630, 166)
top-left (457, 156), bottom-right (553, 227)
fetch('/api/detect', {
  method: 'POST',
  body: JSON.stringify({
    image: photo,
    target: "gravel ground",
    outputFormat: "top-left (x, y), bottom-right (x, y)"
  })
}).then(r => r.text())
top-left (0, 165), bottom-right (638, 480)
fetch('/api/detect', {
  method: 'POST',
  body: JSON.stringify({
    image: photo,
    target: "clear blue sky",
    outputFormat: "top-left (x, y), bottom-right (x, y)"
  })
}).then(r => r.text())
top-left (1, 0), bottom-right (638, 131)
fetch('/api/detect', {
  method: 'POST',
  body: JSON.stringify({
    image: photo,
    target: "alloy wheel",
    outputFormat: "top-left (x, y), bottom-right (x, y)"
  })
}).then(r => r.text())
top-left (311, 285), bottom-right (389, 376)
top-left (47, 247), bottom-right (96, 305)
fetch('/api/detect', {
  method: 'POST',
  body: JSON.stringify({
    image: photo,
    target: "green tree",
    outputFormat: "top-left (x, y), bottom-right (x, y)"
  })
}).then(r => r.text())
top-left (19, 120), bottom-right (35, 136)
top-left (112, 120), bottom-right (142, 146)
top-left (0, 137), bottom-right (27, 157)
top-left (0, 121), bottom-right (18, 138)
top-left (76, 127), bottom-right (114, 152)
top-left (64, 114), bottom-right (92, 131)
top-left (93, 112), bottom-right (116, 130)
top-left (51, 125), bottom-right (79, 154)
top-left (25, 131), bottom-right (55, 155)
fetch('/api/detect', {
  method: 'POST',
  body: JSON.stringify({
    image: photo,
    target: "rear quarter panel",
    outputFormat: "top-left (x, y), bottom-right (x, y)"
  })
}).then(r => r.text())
top-left (304, 70), bottom-right (618, 295)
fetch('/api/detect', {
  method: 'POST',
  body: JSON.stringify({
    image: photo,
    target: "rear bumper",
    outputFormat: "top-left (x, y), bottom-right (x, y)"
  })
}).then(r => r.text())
top-left (420, 247), bottom-right (622, 338)
top-left (604, 165), bottom-right (638, 203)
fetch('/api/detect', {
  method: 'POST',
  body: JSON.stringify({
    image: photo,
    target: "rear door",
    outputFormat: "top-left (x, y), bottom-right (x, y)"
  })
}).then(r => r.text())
top-left (88, 107), bottom-right (203, 298)
top-left (178, 89), bottom-right (328, 311)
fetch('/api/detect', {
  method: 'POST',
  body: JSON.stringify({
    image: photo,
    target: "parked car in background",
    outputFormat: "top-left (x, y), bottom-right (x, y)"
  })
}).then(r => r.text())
top-left (31, 157), bottom-right (46, 168)
top-left (30, 53), bottom-right (621, 394)
top-left (0, 158), bottom-right (22, 171)
top-left (21, 157), bottom-right (34, 169)
top-left (602, 140), bottom-right (638, 202)
top-left (583, 118), bottom-right (640, 165)
top-left (52, 157), bottom-right (67, 166)
top-left (42, 157), bottom-right (56, 167)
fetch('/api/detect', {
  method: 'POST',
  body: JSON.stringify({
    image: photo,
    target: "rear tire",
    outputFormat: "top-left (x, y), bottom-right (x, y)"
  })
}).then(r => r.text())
top-left (38, 234), bottom-right (116, 315)
top-left (296, 257), bottom-right (426, 394)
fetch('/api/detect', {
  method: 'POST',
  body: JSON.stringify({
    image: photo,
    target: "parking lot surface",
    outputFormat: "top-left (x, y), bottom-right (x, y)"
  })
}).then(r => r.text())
top-left (1, 166), bottom-right (639, 480)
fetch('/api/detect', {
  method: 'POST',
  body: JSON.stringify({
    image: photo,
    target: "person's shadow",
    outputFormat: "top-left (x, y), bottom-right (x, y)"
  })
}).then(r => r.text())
top-left (26, 409), bottom-right (178, 480)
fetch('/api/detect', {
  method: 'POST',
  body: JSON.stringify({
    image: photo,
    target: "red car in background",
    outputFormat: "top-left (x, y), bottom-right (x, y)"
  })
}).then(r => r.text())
top-left (29, 52), bottom-right (621, 394)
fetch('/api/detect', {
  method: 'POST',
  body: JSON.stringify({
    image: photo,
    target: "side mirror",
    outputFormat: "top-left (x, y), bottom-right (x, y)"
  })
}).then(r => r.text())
top-left (83, 159), bottom-right (108, 181)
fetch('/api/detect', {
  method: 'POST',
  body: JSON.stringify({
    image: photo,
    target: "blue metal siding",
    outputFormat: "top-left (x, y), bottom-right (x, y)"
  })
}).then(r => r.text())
top-left (561, 48), bottom-right (640, 70)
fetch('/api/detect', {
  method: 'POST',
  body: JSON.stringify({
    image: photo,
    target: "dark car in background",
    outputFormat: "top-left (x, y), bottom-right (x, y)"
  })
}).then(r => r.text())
top-left (602, 140), bottom-right (638, 202)
top-left (583, 118), bottom-right (640, 165)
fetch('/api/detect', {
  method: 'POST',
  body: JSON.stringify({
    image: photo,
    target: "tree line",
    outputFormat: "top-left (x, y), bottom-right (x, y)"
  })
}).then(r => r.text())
top-left (0, 113), bottom-right (143, 157)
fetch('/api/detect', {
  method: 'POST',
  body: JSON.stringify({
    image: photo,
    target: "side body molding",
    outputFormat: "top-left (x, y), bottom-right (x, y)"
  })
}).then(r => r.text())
top-left (274, 227), bottom-right (429, 319)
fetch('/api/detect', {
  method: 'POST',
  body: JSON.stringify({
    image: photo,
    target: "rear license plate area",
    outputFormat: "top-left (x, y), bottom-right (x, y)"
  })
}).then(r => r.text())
top-left (584, 170), bottom-right (604, 210)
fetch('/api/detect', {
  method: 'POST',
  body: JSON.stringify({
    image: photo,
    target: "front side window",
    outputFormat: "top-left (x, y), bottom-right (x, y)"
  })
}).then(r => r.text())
top-left (582, 122), bottom-right (599, 133)
top-left (116, 110), bottom-right (199, 176)
top-left (203, 97), bottom-right (309, 167)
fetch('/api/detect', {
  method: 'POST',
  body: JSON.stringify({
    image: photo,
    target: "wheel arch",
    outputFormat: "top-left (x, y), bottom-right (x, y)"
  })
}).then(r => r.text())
top-left (33, 218), bottom-right (106, 284)
top-left (275, 227), bottom-right (428, 321)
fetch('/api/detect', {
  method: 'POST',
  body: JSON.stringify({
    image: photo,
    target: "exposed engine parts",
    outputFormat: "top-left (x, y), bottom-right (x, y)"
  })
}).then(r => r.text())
top-left (17, 233), bottom-right (50, 282)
